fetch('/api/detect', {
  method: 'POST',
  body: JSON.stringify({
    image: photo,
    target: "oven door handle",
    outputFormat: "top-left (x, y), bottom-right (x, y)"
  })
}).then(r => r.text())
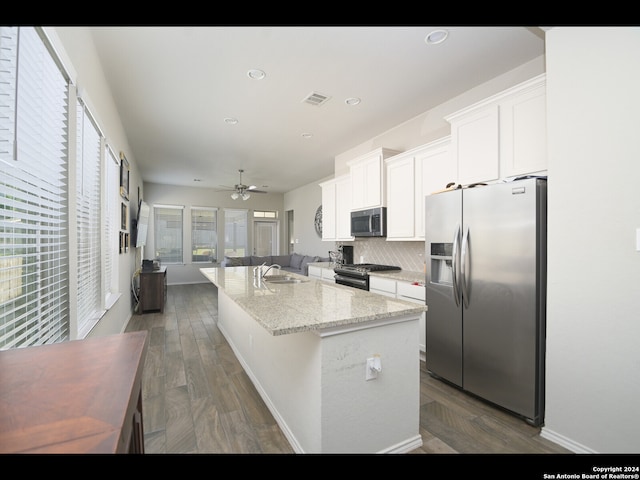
top-left (334, 274), bottom-right (368, 289)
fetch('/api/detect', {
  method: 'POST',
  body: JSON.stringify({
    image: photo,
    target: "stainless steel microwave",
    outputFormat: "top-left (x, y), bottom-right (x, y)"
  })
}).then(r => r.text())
top-left (351, 207), bottom-right (387, 237)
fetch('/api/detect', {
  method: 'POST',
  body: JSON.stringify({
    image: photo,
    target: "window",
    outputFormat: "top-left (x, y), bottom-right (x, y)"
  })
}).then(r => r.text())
top-left (0, 27), bottom-right (70, 349)
top-left (223, 209), bottom-right (248, 257)
top-left (191, 207), bottom-right (217, 263)
top-left (76, 97), bottom-right (103, 337)
top-left (253, 210), bottom-right (277, 219)
top-left (154, 205), bottom-right (183, 264)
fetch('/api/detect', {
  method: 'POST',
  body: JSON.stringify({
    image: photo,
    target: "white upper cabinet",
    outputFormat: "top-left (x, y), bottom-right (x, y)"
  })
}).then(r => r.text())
top-left (348, 148), bottom-right (401, 210)
top-left (500, 77), bottom-right (547, 177)
top-left (386, 153), bottom-right (415, 239)
top-left (445, 74), bottom-right (547, 185)
top-left (386, 137), bottom-right (453, 241)
top-left (319, 174), bottom-right (353, 242)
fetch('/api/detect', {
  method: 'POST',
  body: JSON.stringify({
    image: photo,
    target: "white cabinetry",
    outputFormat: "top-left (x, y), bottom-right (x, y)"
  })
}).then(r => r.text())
top-left (308, 264), bottom-right (336, 283)
top-left (369, 276), bottom-right (397, 298)
top-left (396, 281), bottom-right (426, 356)
top-left (386, 137), bottom-right (453, 240)
top-left (369, 275), bottom-right (426, 356)
top-left (445, 74), bottom-right (547, 185)
top-left (348, 148), bottom-right (400, 210)
top-left (319, 174), bottom-right (353, 241)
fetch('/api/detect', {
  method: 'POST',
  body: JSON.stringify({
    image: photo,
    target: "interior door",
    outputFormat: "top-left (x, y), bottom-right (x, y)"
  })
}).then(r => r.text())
top-left (254, 220), bottom-right (278, 256)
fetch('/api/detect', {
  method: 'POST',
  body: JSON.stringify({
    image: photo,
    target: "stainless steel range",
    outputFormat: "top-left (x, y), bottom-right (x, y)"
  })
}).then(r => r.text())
top-left (334, 263), bottom-right (401, 291)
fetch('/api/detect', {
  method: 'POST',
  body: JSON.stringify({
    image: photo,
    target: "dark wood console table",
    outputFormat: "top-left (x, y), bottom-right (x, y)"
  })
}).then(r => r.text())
top-left (139, 266), bottom-right (167, 313)
top-left (0, 331), bottom-right (148, 454)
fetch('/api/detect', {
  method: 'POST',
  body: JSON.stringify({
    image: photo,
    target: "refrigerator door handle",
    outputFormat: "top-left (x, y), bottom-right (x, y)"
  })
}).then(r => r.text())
top-left (452, 224), bottom-right (461, 306)
top-left (461, 227), bottom-right (470, 309)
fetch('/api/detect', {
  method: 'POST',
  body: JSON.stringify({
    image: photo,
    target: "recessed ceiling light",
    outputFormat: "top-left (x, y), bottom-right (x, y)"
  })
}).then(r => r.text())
top-left (425, 29), bottom-right (449, 45)
top-left (345, 97), bottom-right (361, 106)
top-left (247, 69), bottom-right (266, 80)
top-left (224, 117), bottom-right (238, 125)
top-left (302, 133), bottom-right (313, 139)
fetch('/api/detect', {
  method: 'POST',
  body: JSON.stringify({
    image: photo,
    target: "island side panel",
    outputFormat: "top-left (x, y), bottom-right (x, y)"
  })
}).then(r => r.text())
top-left (217, 288), bottom-right (323, 453)
top-left (319, 316), bottom-right (422, 453)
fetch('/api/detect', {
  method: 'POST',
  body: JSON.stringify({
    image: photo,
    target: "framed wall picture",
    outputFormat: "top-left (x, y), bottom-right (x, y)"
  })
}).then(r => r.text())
top-left (120, 152), bottom-right (130, 200)
top-left (119, 231), bottom-right (124, 254)
top-left (124, 233), bottom-right (129, 253)
top-left (121, 202), bottom-right (128, 231)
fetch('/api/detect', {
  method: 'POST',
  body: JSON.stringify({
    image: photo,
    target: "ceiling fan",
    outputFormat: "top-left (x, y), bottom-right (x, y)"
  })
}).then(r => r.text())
top-left (218, 169), bottom-right (267, 200)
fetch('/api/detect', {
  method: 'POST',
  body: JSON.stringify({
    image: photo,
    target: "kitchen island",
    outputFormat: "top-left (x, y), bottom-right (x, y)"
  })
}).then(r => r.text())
top-left (200, 266), bottom-right (426, 454)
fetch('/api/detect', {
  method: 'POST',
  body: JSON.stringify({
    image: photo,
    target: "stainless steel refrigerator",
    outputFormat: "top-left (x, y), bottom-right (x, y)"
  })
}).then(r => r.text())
top-left (425, 178), bottom-right (546, 426)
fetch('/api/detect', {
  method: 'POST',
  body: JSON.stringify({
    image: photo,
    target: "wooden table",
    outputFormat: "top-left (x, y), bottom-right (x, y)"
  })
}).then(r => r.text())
top-left (0, 331), bottom-right (148, 454)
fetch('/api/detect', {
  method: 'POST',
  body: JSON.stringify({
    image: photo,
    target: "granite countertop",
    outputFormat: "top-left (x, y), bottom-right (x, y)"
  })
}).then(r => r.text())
top-left (368, 269), bottom-right (425, 285)
top-left (200, 266), bottom-right (426, 336)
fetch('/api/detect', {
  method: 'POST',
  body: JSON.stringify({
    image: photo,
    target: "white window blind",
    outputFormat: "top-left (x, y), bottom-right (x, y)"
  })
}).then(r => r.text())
top-left (154, 205), bottom-right (183, 264)
top-left (223, 209), bottom-right (248, 257)
top-left (191, 207), bottom-right (217, 263)
top-left (76, 98), bottom-right (102, 336)
top-left (0, 27), bottom-right (70, 349)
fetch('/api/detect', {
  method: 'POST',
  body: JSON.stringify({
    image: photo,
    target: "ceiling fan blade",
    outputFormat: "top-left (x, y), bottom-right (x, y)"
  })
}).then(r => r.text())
top-left (248, 189), bottom-right (267, 194)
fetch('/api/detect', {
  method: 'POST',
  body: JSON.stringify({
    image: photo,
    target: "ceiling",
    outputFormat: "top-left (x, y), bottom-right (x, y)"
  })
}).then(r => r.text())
top-left (88, 26), bottom-right (545, 194)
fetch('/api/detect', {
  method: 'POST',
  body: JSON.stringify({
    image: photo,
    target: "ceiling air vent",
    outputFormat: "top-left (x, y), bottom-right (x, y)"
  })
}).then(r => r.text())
top-left (302, 91), bottom-right (331, 106)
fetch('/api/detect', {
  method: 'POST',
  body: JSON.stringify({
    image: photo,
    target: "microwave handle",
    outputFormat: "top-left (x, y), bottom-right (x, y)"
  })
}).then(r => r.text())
top-left (369, 214), bottom-right (373, 233)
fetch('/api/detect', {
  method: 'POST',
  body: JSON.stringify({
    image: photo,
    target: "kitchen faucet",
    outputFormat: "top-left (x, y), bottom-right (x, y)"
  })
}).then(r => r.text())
top-left (261, 264), bottom-right (282, 278)
top-left (253, 262), bottom-right (267, 278)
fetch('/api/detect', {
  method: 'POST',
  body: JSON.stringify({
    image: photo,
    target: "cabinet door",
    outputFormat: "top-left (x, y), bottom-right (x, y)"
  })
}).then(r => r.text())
top-left (351, 153), bottom-right (382, 209)
top-left (369, 276), bottom-right (397, 298)
top-left (308, 265), bottom-right (322, 279)
top-left (500, 82), bottom-right (547, 177)
top-left (396, 281), bottom-right (426, 354)
top-left (386, 155), bottom-right (415, 239)
top-left (335, 175), bottom-right (353, 240)
top-left (450, 105), bottom-right (500, 185)
top-left (415, 140), bottom-right (454, 239)
top-left (321, 180), bottom-right (336, 240)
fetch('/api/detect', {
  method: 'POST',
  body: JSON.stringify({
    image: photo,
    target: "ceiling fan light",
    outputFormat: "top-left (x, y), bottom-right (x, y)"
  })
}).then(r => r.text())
top-left (231, 192), bottom-right (239, 200)
top-left (242, 193), bottom-right (250, 200)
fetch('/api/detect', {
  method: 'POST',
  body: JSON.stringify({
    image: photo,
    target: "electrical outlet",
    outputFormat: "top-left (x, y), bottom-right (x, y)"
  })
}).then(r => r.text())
top-left (366, 355), bottom-right (382, 381)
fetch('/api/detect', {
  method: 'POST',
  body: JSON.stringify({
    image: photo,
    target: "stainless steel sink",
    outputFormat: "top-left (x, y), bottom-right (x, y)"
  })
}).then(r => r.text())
top-left (262, 275), bottom-right (308, 284)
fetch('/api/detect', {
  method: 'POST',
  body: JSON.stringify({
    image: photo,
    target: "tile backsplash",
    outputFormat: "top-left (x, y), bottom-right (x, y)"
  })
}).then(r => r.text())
top-left (337, 238), bottom-right (426, 273)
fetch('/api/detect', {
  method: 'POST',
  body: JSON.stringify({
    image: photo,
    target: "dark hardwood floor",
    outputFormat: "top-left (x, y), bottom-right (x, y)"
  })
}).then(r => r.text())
top-left (125, 282), bottom-right (571, 456)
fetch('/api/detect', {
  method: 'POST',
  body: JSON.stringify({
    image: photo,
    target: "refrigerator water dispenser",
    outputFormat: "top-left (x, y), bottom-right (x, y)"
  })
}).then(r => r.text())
top-left (430, 242), bottom-right (453, 286)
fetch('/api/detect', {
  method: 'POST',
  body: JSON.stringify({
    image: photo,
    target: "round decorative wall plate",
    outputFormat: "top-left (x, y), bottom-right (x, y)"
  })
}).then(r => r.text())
top-left (314, 205), bottom-right (322, 237)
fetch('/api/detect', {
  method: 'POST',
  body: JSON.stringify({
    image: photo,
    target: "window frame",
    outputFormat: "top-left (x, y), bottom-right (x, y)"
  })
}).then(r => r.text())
top-left (191, 206), bottom-right (218, 264)
top-left (223, 208), bottom-right (249, 258)
top-left (153, 204), bottom-right (184, 265)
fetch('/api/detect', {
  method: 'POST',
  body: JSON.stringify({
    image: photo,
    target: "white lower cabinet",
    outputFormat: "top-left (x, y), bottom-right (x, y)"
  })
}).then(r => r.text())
top-left (396, 281), bottom-right (426, 356)
top-left (369, 276), bottom-right (426, 356)
top-left (369, 276), bottom-right (397, 298)
top-left (308, 264), bottom-right (336, 283)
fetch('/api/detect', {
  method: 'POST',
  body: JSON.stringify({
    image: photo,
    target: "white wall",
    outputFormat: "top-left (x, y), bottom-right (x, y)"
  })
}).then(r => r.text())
top-left (542, 27), bottom-right (640, 453)
top-left (284, 175), bottom-right (334, 258)
top-left (143, 182), bottom-right (284, 284)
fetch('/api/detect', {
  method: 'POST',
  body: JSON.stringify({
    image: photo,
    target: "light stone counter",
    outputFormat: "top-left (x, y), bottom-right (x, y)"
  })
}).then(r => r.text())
top-left (200, 266), bottom-right (426, 336)
top-left (369, 269), bottom-right (425, 285)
